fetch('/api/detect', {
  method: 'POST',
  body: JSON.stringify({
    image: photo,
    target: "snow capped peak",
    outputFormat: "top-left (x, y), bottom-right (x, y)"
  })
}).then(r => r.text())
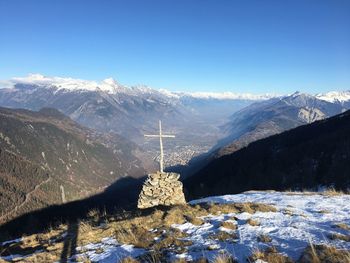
top-left (11, 74), bottom-right (100, 92)
top-left (290, 91), bottom-right (302, 97)
top-left (6, 74), bottom-right (348, 104)
top-left (26, 73), bottom-right (46, 81)
top-left (288, 91), bottom-right (314, 98)
top-left (316, 90), bottom-right (350, 103)
top-left (3, 74), bottom-right (279, 100)
top-left (102, 77), bottom-right (118, 86)
top-left (158, 89), bottom-right (181, 99)
top-left (185, 91), bottom-right (277, 100)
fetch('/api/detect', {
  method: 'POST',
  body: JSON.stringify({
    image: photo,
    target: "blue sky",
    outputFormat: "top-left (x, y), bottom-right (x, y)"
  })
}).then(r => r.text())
top-left (0, 0), bottom-right (349, 94)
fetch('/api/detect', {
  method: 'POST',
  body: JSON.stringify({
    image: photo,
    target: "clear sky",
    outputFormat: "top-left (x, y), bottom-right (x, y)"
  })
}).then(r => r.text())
top-left (0, 0), bottom-right (349, 94)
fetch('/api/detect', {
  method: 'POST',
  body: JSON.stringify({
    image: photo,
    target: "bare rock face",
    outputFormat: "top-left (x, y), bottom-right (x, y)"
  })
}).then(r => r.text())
top-left (137, 171), bottom-right (186, 209)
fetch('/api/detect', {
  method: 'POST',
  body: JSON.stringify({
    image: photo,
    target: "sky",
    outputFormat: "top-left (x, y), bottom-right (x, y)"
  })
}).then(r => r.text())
top-left (0, 0), bottom-right (349, 94)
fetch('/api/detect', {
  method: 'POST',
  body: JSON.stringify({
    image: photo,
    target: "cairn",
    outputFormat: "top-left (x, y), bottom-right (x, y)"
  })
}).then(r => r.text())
top-left (137, 171), bottom-right (186, 208)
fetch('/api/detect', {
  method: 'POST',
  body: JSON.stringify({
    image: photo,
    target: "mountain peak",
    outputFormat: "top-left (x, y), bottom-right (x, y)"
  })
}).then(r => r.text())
top-left (316, 90), bottom-right (350, 103)
top-left (27, 73), bottom-right (46, 80)
top-left (102, 77), bottom-right (118, 86)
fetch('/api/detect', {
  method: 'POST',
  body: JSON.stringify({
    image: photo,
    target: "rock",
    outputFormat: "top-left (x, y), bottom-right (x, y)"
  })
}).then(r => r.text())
top-left (137, 171), bottom-right (186, 209)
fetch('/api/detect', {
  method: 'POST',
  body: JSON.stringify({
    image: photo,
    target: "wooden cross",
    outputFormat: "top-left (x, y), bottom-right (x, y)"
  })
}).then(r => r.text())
top-left (144, 120), bottom-right (175, 173)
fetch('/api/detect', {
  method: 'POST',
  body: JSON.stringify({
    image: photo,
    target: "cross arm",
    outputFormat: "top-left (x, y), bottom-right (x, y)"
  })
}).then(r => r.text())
top-left (144, 134), bottom-right (175, 138)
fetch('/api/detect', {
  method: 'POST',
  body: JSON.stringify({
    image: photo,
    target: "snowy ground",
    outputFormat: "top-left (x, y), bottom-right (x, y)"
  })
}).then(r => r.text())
top-left (1, 191), bottom-right (349, 262)
top-left (178, 191), bottom-right (350, 262)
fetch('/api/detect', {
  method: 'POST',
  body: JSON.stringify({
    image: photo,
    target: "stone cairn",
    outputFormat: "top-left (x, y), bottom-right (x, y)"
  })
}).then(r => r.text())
top-left (137, 171), bottom-right (186, 209)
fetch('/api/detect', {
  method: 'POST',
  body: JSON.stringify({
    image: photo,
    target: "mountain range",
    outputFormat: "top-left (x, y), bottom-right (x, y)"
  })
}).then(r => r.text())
top-left (0, 74), bottom-right (276, 168)
top-left (1, 74), bottom-right (350, 170)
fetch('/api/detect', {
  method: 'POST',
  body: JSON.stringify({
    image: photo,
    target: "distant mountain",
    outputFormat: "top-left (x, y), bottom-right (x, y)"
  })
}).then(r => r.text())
top-left (215, 91), bottom-right (350, 157)
top-left (316, 90), bottom-right (350, 104)
top-left (185, 110), bottom-right (350, 199)
top-left (0, 107), bottom-right (150, 224)
top-left (0, 74), bottom-right (273, 167)
top-left (0, 74), bottom-right (273, 140)
top-left (1, 74), bottom-right (349, 168)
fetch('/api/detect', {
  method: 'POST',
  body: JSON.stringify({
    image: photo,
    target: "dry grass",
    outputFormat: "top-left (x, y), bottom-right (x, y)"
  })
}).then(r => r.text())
top-left (299, 244), bottom-right (350, 263)
top-left (114, 225), bottom-right (157, 248)
top-left (248, 247), bottom-right (293, 263)
top-left (184, 215), bottom-right (205, 226)
top-left (0, 201), bottom-right (278, 262)
top-left (204, 202), bottom-right (277, 215)
top-left (162, 206), bottom-right (187, 226)
top-left (213, 252), bottom-right (236, 263)
top-left (137, 250), bottom-right (164, 263)
top-left (317, 209), bottom-right (330, 214)
top-left (333, 222), bottom-right (350, 231)
top-left (327, 233), bottom-right (350, 242)
top-left (120, 256), bottom-right (141, 263)
top-left (220, 221), bottom-right (237, 230)
top-left (257, 234), bottom-right (272, 243)
top-left (247, 218), bottom-right (260, 226)
top-left (282, 208), bottom-right (296, 216)
top-left (209, 231), bottom-right (238, 242)
top-left (322, 187), bottom-right (345, 196)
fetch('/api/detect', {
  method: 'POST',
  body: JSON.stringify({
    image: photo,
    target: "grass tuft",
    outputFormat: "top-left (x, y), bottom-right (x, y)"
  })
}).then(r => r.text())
top-left (328, 233), bottom-right (350, 242)
top-left (247, 218), bottom-right (260, 226)
top-left (257, 234), bottom-right (272, 243)
top-left (220, 221), bottom-right (237, 230)
top-left (299, 244), bottom-right (350, 263)
top-left (249, 247), bottom-right (293, 263)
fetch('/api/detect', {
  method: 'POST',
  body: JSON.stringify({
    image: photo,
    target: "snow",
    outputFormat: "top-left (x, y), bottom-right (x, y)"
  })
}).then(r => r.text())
top-left (5, 73), bottom-right (350, 103)
top-left (3, 73), bottom-right (278, 101)
top-left (1, 74), bottom-right (349, 103)
top-left (69, 191), bottom-right (350, 262)
top-left (74, 237), bottom-right (146, 263)
top-left (8, 74), bottom-right (125, 94)
top-left (1, 237), bottom-right (22, 246)
top-left (316, 90), bottom-right (350, 103)
top-left (186, 91), bottom-right (278, 101)
top-left (177, 191), bottom-right (350, 262)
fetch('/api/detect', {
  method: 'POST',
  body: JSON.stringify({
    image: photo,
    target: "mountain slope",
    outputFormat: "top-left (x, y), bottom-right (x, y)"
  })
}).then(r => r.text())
top-left (216, 92), bottom-right (349, 157)
top-left (185, 110), bottom-right (350, 199)
top-left (0, 107), bottom-right (149, 223)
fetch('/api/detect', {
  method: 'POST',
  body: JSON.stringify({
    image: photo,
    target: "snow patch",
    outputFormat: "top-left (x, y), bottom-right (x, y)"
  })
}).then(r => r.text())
top-left (74, 237), bottom-right (146, 263)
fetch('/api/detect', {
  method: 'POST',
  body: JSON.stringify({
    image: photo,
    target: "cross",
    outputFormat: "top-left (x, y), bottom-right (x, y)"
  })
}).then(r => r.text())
top-left (144, 120), bottom-right (175, 173)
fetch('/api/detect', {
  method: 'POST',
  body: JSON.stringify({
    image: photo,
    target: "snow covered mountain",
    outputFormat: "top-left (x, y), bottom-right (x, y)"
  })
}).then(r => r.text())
top-left (316, 90), bottom-right (350, 104)
top-left (1, 74), bottom-right (277, 101)
top-left (0, 74), bottom-right (273, 136)
top-left (0, 74), bottom-right (275, 167)
top-left (0, 74), bottom-right (349, 168)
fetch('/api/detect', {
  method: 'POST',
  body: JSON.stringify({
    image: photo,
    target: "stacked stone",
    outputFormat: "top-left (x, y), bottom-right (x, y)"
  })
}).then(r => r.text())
top-left (137, 171), bottom-right (186, 209)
